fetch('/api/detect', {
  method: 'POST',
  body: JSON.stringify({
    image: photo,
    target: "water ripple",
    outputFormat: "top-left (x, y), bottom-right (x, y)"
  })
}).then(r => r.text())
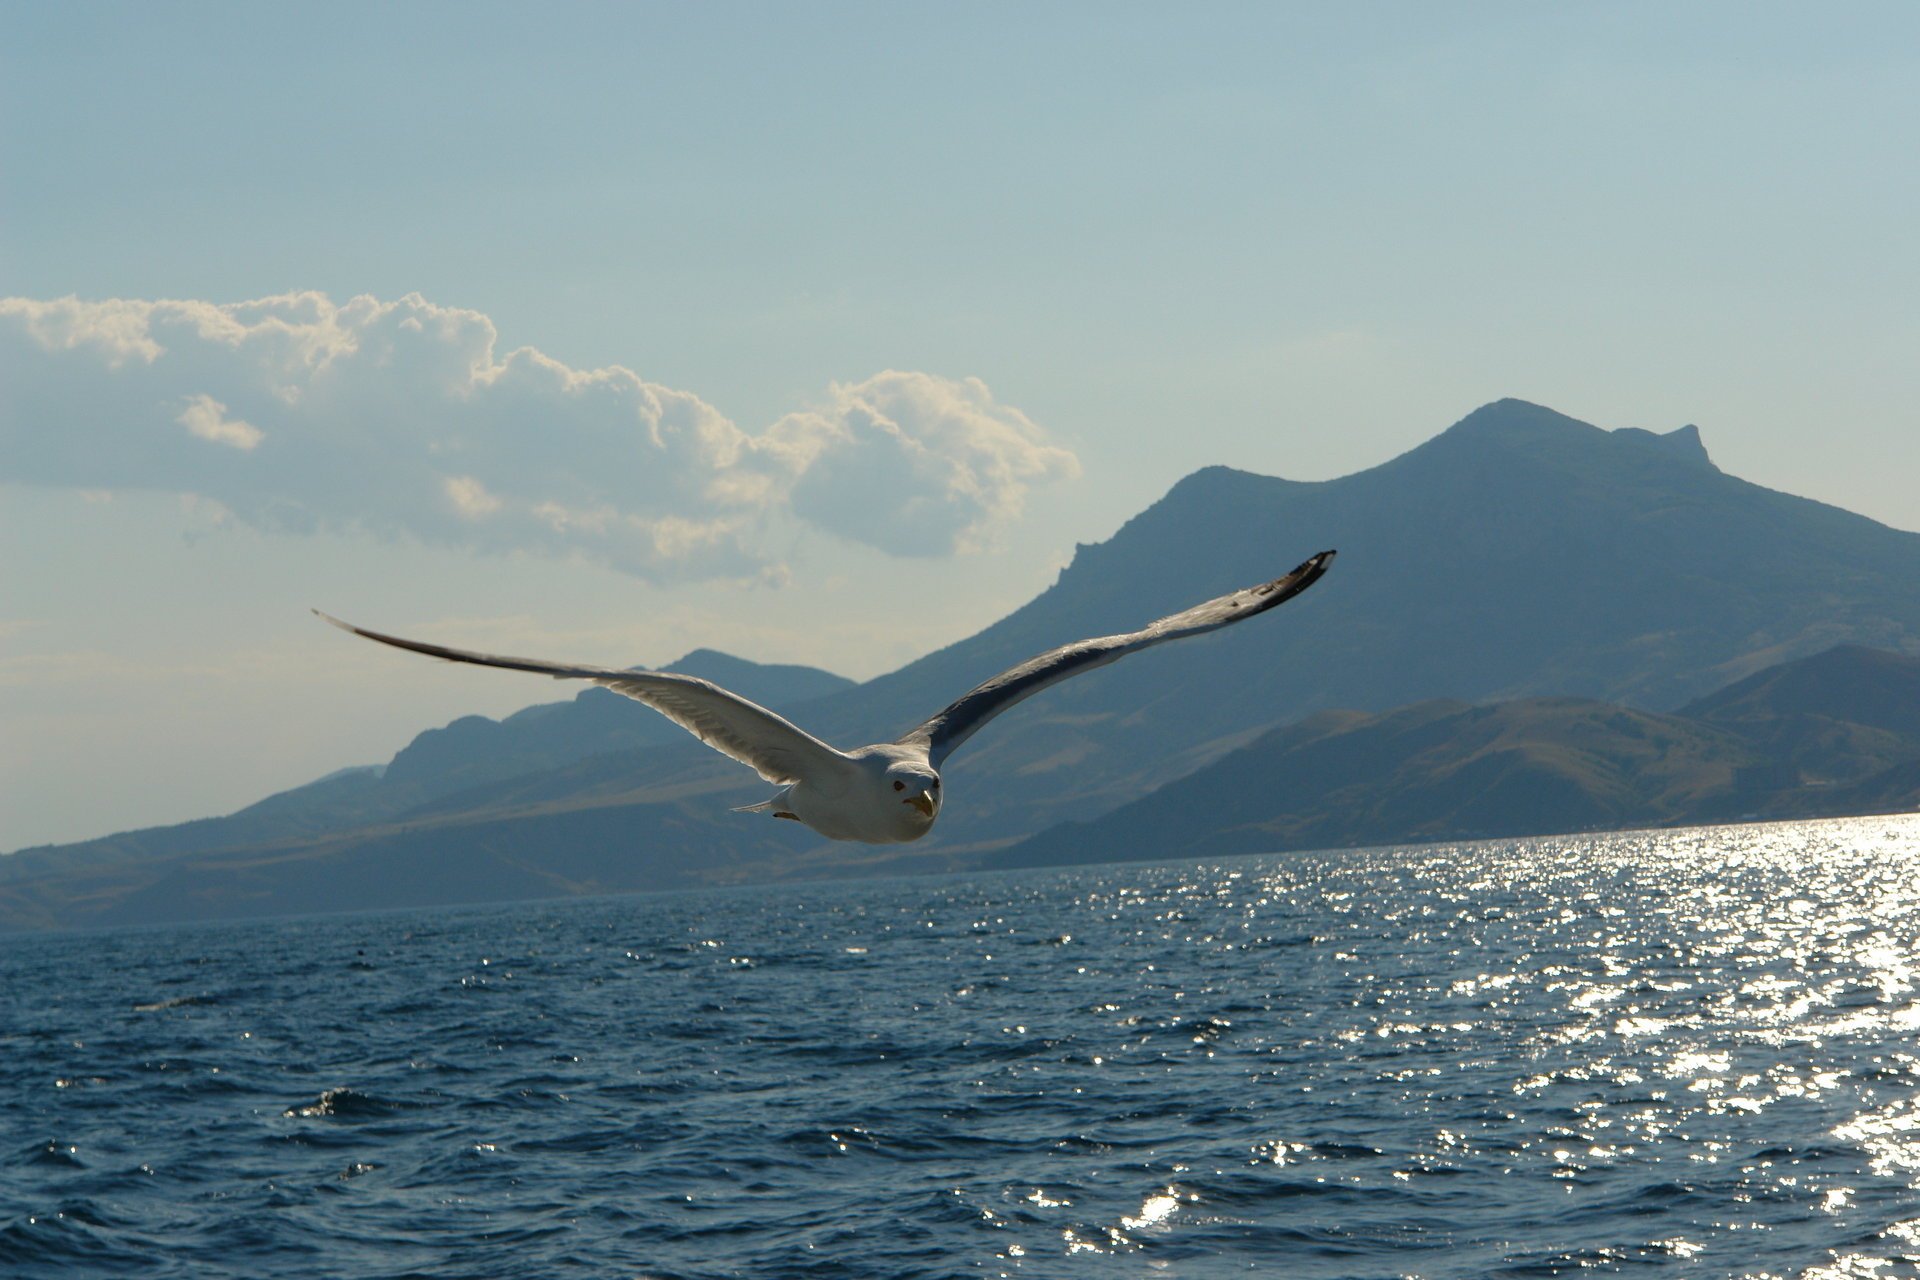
top-left (5, 814), bottom-right (1920, 1276)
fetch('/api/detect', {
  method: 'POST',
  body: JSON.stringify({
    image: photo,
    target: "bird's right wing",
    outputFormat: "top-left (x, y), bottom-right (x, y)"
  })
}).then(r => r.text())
top-left (314, 612), bottom-right (849, 784)
top-left (895, 550), bottom-right (1335, 768)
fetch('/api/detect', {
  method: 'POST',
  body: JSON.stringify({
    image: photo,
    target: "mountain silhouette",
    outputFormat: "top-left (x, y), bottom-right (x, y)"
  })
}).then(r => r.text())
top-left (8, 399), bottom-right (1920, 929)
top-left (990, 644), bottom-right (1920, 870)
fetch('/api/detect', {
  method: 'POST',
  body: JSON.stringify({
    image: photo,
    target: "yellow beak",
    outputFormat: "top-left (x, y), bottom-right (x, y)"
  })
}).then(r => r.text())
top-left (908, 792), bottom-right (936, 818)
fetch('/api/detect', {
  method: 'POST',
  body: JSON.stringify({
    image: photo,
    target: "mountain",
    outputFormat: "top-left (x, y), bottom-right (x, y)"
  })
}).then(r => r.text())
top-left (987, 699), bottom-right (1759, 867)
top-left (1679, 644), bottom-right (1920, 809)
top-left (0, 651), bottom-right (853, 889)
top-left (1681, 643), bottom-right (1920, 743)
top-left (792, 399), bottom-right (1920, 839)
top-left (10, 399), bottom-right (1920, 930)
top-left (991, 645), bottom-right (1920, 870)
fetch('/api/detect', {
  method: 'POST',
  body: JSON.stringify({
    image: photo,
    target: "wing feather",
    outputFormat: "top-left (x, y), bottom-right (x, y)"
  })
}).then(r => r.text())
top-left (314, 611), bottom-right (847, 784)
top-left (896, 549), bottom-right (1335, 767)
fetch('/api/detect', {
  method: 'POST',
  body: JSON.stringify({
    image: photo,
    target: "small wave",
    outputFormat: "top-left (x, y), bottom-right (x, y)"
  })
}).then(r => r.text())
top-left (767, 1123), bottom-right (887, 1158)
top-left (22, 1140), bottom-right (85, 1169)
top-left (0, 1212), bottom-right (154, 1273)
top-left (131, 994), bottom-right (215, 1012)
top-left (283, 1087), bottom-right (404, 1120)
top-left (1175, 1014), bottom-right (1234, 1042)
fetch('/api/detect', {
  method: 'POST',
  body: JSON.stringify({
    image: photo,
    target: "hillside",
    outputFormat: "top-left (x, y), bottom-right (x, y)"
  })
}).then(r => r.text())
top-left (0, 651), bottom-right (853, 889)
top-left (790, 399), bottom-right (1920, 841)
top-left (993, 646), bottom-right (1920, 870)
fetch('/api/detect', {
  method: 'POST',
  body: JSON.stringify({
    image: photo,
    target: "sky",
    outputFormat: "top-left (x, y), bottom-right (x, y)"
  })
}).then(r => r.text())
top-left (3, 2), bottom-right (1918, 851)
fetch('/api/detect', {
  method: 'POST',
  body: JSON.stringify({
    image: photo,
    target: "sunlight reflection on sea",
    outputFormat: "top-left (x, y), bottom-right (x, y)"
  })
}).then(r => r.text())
top-left (5, 815), bottom-right (1920, 1277)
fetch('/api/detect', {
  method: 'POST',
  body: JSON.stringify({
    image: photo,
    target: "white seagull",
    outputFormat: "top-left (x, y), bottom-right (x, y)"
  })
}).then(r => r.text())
top-left (317, 549), bottom-right (1334, 844)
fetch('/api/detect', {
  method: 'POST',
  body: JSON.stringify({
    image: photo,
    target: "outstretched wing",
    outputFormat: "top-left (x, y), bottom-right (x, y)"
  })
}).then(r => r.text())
top-left (896, 549), bottom-right (1335, 768)
top-left (314, 612), bottom-right (849, 784)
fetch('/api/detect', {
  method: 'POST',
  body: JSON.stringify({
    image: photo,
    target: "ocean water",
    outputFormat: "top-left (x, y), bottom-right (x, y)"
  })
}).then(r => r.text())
top-left (7, 817), bottom-right (1920, 1278)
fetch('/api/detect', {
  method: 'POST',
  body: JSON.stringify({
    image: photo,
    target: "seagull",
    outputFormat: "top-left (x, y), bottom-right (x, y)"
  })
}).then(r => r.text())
top-left (317, 549), bottom-right (1334, 844)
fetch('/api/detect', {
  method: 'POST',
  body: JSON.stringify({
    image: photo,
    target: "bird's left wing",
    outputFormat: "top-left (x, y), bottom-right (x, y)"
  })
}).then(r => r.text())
top-left (895, 549), bottom-right (1335, 768)
top-left (314, 612), bottom-right (848, 784)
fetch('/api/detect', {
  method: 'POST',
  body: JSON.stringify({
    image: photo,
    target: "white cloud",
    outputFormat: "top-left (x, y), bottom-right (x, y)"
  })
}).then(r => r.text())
top-left (178, 393), bottom-right (264, 451)
top-left (0, 292), bottom-right (1079, 580)
top-left (442, 474), bottom-right (503, 519)
top-left (775, 371), bottom-right (1083, 556)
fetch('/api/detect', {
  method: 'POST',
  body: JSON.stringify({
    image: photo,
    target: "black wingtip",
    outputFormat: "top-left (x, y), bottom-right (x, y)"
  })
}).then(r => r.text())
top-left (1292, 549), bottom-right (1336, 586)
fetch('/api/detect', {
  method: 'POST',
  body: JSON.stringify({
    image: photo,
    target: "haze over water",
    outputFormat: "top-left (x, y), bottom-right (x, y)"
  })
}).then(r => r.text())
top-left (7, 815), bottom-right (1920, 1277)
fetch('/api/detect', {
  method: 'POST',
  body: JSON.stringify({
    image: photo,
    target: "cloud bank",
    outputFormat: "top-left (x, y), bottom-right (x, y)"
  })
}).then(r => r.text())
top-left (0, 292), bottom-right (1079, 580)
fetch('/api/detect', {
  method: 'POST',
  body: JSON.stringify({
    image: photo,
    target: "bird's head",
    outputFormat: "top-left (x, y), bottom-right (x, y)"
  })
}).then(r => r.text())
top-left (888, 767), bottom-right (941, 820)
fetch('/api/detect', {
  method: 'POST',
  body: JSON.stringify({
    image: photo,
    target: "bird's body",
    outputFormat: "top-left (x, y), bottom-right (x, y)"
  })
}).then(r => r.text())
top-left (319, 549), bottom-right (1333, 844)
top-left (744, 744), bottom-right (943, 844)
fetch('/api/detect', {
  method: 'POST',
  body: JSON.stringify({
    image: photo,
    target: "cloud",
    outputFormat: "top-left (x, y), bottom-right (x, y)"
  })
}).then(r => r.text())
top-left (0, 292), bottom-right (1078, 580)
top-left (177, 394), bottom-right (264, 451)
top-left (442, 474), bottom-right (503, 519)
top-left (775, 372), bottom-right (1081, 556)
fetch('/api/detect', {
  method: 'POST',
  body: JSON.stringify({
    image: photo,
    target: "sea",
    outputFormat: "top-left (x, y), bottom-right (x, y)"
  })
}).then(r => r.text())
top-left (7, 815), bottom-right (1920, 1279)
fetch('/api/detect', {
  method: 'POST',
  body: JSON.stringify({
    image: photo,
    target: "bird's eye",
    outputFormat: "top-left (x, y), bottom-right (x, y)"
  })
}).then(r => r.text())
top-left (893, 780), bottom-right (905, 791)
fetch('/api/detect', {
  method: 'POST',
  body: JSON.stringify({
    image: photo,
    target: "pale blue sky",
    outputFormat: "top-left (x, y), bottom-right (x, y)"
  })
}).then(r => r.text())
top-left (4, 2), bottom-right (1918, 849)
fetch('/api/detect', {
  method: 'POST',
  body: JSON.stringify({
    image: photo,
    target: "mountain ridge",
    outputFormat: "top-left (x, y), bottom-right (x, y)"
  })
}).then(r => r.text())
top-left (9, 398), bottom-right (1920, 929)
top-left (0, 649), bottom-right (854, 878)
top-left (989, 644), bottom-right (1920, 871)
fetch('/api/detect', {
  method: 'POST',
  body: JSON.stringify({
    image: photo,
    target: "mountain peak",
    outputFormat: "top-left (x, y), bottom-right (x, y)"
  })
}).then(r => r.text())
top-left (1409, 399), bottom-right (1715, 473)
top-left (1443, 398), bottom-right (1601, 440)
top-left (1612, 421), bottom-right (1712, 467)
top-left (1683, 644), bottom-right (1920, 732)
top-left (1160, 464), bottom-right (1286, 501)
